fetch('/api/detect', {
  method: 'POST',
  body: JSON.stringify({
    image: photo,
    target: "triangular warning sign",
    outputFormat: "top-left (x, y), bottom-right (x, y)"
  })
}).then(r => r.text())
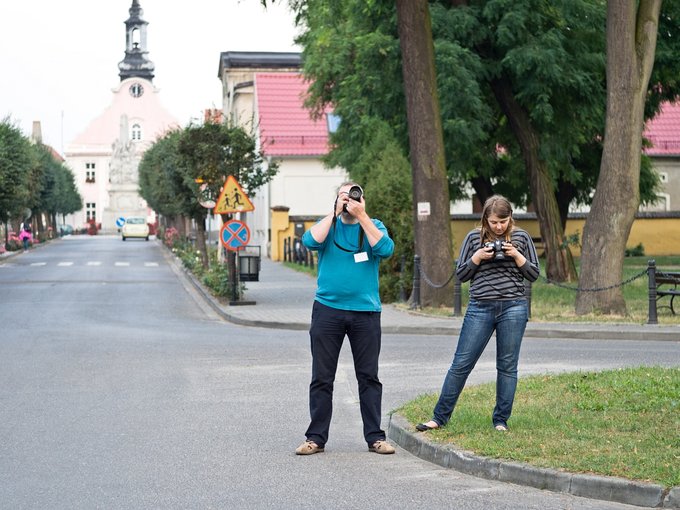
top-left (213, 175), bottom-right (255, 214)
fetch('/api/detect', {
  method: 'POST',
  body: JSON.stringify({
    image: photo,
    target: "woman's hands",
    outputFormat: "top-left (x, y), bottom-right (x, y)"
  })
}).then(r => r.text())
top-left (472, 241), bottom-right (526, 267)
top-left (502, 242), bottom-right (527, 266)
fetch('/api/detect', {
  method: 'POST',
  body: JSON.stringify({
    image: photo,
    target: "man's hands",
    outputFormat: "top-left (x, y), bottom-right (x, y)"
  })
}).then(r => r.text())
top-left (337, 192), bottom-right (367, 220)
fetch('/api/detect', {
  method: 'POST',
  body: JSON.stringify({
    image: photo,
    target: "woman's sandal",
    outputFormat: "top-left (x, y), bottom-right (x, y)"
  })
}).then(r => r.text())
top-left (415, 422), bottom-right (439, 432)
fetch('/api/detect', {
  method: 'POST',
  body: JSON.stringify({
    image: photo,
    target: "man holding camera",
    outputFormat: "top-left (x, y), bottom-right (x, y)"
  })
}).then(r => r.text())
top-left (295, 182), bottom-right (396, 456)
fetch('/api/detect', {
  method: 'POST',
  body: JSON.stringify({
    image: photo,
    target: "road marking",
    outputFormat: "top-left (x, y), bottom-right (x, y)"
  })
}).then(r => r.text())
top-left (87, 261), bottom-right (102, 266)
top-left (57, 262), bottom-right (73, 266)
top-left (144, 262), bottom-right (159, 267)
top-left (31, 262), bottom-right (47, 266)
top-left (115, 262), bottom-right (130, 267)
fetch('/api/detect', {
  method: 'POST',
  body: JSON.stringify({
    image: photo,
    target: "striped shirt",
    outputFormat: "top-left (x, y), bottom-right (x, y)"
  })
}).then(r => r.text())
top-left (455, 228), bottom-right (540, 301)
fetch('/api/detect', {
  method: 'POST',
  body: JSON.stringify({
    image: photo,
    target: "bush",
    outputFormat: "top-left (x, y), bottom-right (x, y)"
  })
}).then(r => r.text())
top-left (201, 261), bottom-right (236, 298)
top-left (625, 243), bottom-right (645, 257)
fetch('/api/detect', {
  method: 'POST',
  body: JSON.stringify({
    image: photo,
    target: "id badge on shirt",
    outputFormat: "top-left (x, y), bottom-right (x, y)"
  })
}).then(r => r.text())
top-left (354, 252), bottom-right (368, 263)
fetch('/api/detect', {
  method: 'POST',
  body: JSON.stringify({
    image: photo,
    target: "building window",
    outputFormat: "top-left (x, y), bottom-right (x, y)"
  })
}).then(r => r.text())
top-left (326, 113), bottom-right (341, 134)
top-left (86, 203), bottom-right (96, 222)
top-left (86, 170), bottom-right (96, 183)
top-left (131, 124), bottom-right (142, 141)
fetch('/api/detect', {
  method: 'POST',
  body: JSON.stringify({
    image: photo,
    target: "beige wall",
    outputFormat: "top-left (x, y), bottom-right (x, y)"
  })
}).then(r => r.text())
top-left (270, 159), bottom-right (347, 217)
top-left (451, 215), bottom-right (680, 257)
top-left (271, 211), bottom-right (680, 261)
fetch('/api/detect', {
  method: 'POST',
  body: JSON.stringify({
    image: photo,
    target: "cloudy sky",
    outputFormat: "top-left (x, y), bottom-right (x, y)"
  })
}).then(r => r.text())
top-left (0, 0), bottom-right (300, 154)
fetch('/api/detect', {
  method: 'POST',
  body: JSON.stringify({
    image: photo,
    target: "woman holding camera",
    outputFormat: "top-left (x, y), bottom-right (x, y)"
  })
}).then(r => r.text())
top-left (417, 195), bottom-right (539, 433)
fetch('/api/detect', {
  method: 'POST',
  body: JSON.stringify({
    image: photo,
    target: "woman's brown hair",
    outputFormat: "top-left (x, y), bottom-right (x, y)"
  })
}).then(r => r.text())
top-left (479, 195), bottom-right (514, 244)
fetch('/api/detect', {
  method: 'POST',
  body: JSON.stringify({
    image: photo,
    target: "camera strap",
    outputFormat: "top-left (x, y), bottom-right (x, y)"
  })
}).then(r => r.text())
top-left (331, 215), bottom-right (364, 253)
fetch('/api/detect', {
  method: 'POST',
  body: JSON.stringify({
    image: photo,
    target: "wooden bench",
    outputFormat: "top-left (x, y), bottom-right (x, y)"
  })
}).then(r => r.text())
top-left (647, 260), bottom-right (680, 323)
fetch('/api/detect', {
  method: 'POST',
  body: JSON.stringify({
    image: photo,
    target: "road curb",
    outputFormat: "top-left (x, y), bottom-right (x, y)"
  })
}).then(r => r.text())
top-left (388, 413), bottom-right (678, 508)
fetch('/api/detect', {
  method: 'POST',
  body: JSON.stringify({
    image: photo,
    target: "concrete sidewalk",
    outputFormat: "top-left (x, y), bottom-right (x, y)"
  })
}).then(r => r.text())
top-left (182, 255), bottom-right (679, 341)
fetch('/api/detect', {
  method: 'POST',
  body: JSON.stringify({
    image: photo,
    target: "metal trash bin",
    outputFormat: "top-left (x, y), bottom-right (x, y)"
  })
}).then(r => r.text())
top-left (238, 245), bottom-right (261, 282)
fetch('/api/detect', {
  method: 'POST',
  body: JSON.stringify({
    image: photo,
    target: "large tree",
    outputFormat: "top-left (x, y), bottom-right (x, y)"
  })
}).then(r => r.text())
top-left (140, 122), bottom-right (277, 270)
top-left (0, 118), bottom-right (33, 229)
top-left (396, 0), bottom-right (454, 306)
top-left (575, 1), bottom-right (662, 315)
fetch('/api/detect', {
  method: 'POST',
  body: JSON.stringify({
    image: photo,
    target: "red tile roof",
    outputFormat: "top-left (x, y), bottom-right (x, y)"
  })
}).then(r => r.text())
top-left (255, 73), bottom-right (330, 157)
top-left (644, 101), bottom-right (680, 156)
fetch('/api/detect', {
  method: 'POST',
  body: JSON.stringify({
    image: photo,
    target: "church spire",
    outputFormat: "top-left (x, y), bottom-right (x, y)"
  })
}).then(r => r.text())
top-left (118, 0), bottom-right (155, 82)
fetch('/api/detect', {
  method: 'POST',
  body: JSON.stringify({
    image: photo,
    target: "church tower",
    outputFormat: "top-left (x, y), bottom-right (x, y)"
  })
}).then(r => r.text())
top-left (118, 0), bottom-right (155, 82)
top-left (64, 0), bottom-right (177, 232)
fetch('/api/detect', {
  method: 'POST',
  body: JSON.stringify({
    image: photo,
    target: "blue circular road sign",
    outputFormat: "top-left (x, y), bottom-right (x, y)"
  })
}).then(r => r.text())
top-left (220, 220), bottom-right (250, 251)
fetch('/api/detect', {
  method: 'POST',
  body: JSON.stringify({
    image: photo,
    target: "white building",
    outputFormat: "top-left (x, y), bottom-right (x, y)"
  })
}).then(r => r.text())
top-left (64, 0), bottom-right (177, 232)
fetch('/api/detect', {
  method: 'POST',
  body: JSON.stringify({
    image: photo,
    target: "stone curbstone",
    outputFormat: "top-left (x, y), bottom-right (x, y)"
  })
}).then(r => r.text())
top-left (664, 486), bottom-right (680, 508)
top-left (498, 461), bottom-right (571, 493)
top-left (388, 412), bottom-right (678, 509)
top-left (570, 473), bottom-right (665, 508)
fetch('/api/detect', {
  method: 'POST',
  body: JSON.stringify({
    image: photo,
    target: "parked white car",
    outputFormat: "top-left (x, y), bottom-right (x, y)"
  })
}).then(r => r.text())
top-left (121, 217), bottom-right (150, 241)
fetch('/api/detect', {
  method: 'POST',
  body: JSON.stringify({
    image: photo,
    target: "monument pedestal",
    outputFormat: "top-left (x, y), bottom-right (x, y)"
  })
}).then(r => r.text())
top-left (103, 183), bottom-right (147, 234)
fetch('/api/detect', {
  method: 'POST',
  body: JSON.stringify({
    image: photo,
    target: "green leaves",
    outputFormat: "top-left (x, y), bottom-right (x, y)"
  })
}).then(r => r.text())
top-left (138, 122), bottom-right (278, 222)
top-left (0, 118), bottom-right (81, 225)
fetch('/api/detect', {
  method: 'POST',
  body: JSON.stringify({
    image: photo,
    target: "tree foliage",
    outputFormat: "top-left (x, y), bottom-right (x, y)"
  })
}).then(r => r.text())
top-left (0, 118), bottom-right (81, 239)
top-left (139, 122), bottom-right (278, 269)
top-left (270, 0), bottom-right (680, 288)
top-left (0, 118), bottom-right (33, 224)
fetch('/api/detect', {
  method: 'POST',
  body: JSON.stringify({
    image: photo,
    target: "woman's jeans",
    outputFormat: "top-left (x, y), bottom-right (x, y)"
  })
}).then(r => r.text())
top-left (432, 298), bottom-right (528, 427)
top-left (305, 301), bottom-right (384, 448)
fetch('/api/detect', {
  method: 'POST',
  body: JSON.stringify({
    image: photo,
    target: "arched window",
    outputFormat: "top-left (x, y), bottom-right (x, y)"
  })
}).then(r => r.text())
top-left (131, 124), bottom-right (142, 141)
top-left (131, 28), bottom-right (140, 49)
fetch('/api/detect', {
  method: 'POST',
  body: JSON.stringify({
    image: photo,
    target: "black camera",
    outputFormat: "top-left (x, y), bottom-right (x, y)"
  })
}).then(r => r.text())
top-left (343, 185), bottom-right (363, 212)
top-left (484, 240), bottom-right (506, 261)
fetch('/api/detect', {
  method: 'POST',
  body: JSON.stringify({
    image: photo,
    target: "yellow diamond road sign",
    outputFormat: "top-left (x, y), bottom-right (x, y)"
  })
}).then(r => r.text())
top-left (213, 176), bottom-right (254, 214)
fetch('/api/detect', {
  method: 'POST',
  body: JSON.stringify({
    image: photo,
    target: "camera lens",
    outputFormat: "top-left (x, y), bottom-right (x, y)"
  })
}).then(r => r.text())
top-left (348, 185), bottom-right (363, 201)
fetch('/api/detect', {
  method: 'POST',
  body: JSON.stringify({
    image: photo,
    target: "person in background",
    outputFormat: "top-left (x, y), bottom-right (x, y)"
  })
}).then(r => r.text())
top-left (416, 195), bottom-right (540, 433)
top-left (19, 223), bottom-right (33, 252)
top-left (295, 182), bottom-right (396, 455)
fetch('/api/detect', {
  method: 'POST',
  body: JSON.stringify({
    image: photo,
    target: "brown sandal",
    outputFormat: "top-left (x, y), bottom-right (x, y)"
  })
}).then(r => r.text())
top-left (295, 440), bottom-right (324, 455)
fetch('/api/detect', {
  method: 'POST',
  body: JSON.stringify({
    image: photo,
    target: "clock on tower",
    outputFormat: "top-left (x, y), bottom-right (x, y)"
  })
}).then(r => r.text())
top-left (129, 82), bottom-right (144, 98)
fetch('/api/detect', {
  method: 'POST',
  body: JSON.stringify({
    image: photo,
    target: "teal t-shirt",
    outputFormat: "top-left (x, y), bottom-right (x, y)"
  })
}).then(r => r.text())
top-left (302, 217), bottom-right (394, 312)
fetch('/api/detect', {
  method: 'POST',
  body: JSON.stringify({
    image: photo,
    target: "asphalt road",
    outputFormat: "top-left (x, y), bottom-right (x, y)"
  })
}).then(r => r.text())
top-left (0, 237), bottom-right (677, 509)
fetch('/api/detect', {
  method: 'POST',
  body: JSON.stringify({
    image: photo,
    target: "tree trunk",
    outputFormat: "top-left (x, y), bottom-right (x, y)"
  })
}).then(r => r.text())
top-left (576, 0), bottom-right (661, 315)
top-left (490, 76), bottom-right (578, 282)
top-left (396, 0), bottom-right (454, 307)
top-left (195, 217), bottom-right (209, 269)
top-left (470, 176), bottom-right (494, 208)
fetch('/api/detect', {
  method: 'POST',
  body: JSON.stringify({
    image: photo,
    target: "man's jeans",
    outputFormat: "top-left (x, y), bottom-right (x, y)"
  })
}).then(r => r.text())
top-left (432, 298), bottom-right (528, 427)
top-left (305, 301), bottom-right (384, 448)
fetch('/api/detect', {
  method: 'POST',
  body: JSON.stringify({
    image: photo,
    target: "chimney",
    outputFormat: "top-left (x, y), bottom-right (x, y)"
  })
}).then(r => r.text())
top-left (31, 121), bottom-right (43, 143)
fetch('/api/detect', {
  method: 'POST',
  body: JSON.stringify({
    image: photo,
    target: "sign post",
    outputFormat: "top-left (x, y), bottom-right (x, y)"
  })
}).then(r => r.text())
top-left (213, 176), bottom-right (256, 305)
top-left (219, 219), bottom-right (255, 305)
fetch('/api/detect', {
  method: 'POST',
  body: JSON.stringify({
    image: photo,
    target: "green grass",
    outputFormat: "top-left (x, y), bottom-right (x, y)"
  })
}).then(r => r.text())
top-left (396, 366), bottom-right (680, 488)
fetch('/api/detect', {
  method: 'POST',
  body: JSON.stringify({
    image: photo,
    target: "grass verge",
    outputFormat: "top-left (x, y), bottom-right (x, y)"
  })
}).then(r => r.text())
top-left (396, 366), bottom-right (680, 488)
